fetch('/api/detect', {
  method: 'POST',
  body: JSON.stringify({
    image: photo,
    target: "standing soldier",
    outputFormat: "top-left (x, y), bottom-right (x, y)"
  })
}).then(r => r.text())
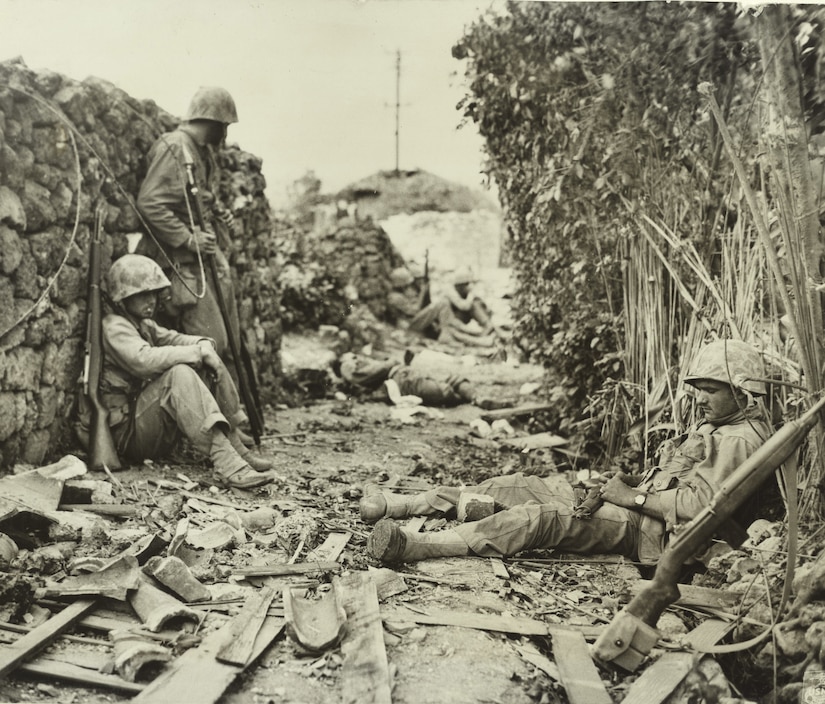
top-left (137, 86), bottom-right (240, 361)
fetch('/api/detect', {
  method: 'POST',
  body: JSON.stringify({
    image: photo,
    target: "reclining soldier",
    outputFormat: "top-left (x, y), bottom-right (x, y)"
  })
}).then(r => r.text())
top-left (364, 340), bottom-right (772, 564)
top-left (76, 254), bottom-right (273, 489)
top-left (333, 351), bottom-right (476, 408)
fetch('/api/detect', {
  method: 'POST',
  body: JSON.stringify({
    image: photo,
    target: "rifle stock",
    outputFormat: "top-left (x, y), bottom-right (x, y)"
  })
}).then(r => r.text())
top-left (181, 151), bottom-right (265, 445)
top-left (592, 396), bottom-right (825, 671)
top-left (85, 210), bottom-right (121, 471)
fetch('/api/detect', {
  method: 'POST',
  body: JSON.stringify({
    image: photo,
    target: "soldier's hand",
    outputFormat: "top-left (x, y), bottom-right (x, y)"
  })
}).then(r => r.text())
top-left (599, 473), bottom-right (638, 508)
top-left (199, 342), bottom-right (222, 374)
top-left (187, 227), bottom-right (217, 254)
top-left (215, 206), bottom-right (234, 227)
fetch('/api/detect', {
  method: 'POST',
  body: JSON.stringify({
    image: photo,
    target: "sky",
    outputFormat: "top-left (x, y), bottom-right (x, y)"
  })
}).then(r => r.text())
top-left (0, 0), bottom-right (506, 205)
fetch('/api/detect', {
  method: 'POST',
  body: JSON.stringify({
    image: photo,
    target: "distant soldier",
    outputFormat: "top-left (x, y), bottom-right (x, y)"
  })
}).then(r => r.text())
top-left (386, 267), bottom-right (428, 327)
top-left (332, 351), bottom-right (476, 408)
top-left (409, 267), bottom-right (497, 348)
top-left (137, 86), bottom-right (240, 360)
top-left (75, 254), bottom-right (273, 489)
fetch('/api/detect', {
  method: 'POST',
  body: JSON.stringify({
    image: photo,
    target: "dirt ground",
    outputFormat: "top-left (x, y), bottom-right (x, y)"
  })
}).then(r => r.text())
top-left (0, 348), bottom-right (714, 704)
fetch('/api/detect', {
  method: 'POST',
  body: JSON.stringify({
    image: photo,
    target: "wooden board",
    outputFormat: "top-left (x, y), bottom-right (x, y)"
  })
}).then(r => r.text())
top-left (621, 619), bottom-right (730, 704)
top-left (621, 652), bottom-right (694, 704)
top-left (305, 532), bottom-right (351, 563)
top-left (216, 587), bottom-right (278, 666)
top-left (335, 572), bottom-right (392, 704)
top-left (630, 581), bottom-right (740, 611)
top-left (382, 608), bottom-right (549, 636)
top-left (232, 560), bottom-right (342, 578)
top-left (132, 612), bottom-right (284, 704)
top-left (0, 598), bottom-right (97, 679)
top-left (549, 627), bottom-right (612, 704)
top-left (18, 657), bottom-right (144, 694)
top-left (683, 618), bottom-right (732, 650)
top-left (479, 402), bottom-right (556, 423)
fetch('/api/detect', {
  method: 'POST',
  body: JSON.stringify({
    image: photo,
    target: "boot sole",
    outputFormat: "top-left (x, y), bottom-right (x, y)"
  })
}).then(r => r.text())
top-left (367, 520), bottom-right (405, 562)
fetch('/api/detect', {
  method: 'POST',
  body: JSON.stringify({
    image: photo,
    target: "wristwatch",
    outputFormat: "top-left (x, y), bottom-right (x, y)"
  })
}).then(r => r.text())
top-left (633, 492), bottom-right (647, 508)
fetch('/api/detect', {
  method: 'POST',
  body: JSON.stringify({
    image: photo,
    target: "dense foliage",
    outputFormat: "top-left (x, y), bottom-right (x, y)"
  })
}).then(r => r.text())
top-left (454, 2), bottom-right (753, 418)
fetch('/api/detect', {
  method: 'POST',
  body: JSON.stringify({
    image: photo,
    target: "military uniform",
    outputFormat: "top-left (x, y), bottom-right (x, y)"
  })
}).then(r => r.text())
top-left (76, 254), bottom-right (271, 488)
top-left (366, 338), bottom-right (774, 564)
top-left (136, 126), bottom-right (239, 357)
top-left (423, 410), bottom-right (770, 563)
top-left (339, 353), bottom-right (473, 407)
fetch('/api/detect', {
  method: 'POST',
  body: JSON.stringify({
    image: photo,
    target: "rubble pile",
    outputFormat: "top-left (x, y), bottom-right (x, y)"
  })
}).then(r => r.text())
top-left (0, 59), bottom-right (280, 469)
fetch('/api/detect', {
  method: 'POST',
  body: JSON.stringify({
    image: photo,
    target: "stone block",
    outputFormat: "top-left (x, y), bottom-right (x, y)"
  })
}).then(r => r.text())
top-left (21, 180), bottom-right (55, 232)
top-left (3, 345), bottom-right (43, 390)
top-left (0, 391), bottom-right (27, 442)
top-left (11, 246), bottom-right (38, 300)
top-left (0, 225), bottom-right (22, 275)
top-left (0, 186), bottom-right (26, 230)
top-left (21, 428), bottom-right (49, 465)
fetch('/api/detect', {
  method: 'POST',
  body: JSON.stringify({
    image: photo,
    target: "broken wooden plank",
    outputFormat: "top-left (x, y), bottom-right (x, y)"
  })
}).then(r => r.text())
top-left (405, 515), bottom-right (426, 533)
top-left (132, 611), bottom-right (284, 704)
top-left (0, 598), bottom-right (98, 679)
top-left (284, 584), bottom-right (347, 653)
top-left (18, 657), bottom-right (144, 694)
top-left (490, 558), bottom-right (510, 579)
top-left (549, 626), bottom-right (612, 704)
top-left (336, 572), bottom-right (392, 704)
top-left (630, 580), bottom-right (740, 611)
top-left (216, 587), bottom-right (278, 667)
top-left (683, 618), bottom-right (732, 650)
top-left (382, 608), bottom-right (549, 636)
top-left (479, 402), bottom-right (555, 423)
top-left (58, 504), bottom-right (137, 517)
top-left (305, 531), bottom-right (351, 563)
top-left (231, 560), bottom-right (342, 578)
top-left (621, 619), bottom-right (730, 704)
top-left (621, 653), bottom-right (695, 704)
top-left (502, 432), bottom-right (569, 451)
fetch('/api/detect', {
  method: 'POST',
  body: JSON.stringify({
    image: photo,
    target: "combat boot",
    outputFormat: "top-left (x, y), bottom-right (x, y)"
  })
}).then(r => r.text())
top-left (359, 485), bottom-right (434, 523)
top-left (367, 519), bottom-right (469, 563)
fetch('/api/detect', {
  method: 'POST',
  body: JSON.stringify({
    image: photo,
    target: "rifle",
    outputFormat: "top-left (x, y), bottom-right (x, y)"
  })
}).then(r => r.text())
top-left (181, 148), bottom-right (265, 445)
top-left (83, 208), bottom-right (122, 471)
top-left (420, 248), bottom-right (431, 309)
top-left (592, 395), bottom-right (825, 671)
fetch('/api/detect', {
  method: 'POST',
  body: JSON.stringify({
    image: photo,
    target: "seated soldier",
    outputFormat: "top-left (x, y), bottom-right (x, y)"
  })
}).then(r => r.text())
top-left (408, 268), bottom-right (497, 348)
top-left (333, 352), bottom-right (476, 407)
top-left (76, 254), bottom-right (273, 489)
top-left (386, 267), bottom-right (428, 327)
top-left (364, 339), bottom-right (772, 564)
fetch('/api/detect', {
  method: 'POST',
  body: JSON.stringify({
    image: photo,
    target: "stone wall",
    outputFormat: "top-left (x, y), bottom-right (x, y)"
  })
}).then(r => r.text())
top-left (0, 59), bottom-right (280, 470)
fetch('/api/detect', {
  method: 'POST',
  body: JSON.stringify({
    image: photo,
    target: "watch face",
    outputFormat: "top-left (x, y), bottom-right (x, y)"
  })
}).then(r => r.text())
top-left (634, 494), bottom-right (646, 506)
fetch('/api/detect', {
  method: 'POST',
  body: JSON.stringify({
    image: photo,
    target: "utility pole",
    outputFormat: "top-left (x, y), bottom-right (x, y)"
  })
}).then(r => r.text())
top-left (394, 49), bottom-right (401, 175)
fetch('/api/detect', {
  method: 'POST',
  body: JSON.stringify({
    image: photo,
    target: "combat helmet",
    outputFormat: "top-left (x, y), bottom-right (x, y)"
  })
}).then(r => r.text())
top-left (184, 86), bottom-right (239, 124)
top-left (108, 254), bottom-right (171, 302)
top-left (683, 339), bottom-right (767, 396)
top-left (389, 267), bottom-right (415, 289)
top-left (452, 267), bottom-right (476, 286)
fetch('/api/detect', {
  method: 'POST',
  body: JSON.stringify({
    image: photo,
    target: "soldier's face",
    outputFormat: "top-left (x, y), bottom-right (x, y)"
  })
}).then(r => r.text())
top-left (692, 380), bottom-right (742, 421)
top-left (205, 121), bottom-right (228, 146)
top-left (123, 290), bottom-right (159, 320)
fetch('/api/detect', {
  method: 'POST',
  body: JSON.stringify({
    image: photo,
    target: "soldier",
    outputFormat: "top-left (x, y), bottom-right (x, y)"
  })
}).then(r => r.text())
top-left (136, 86), bottom-right (240, 361)
top-left (408, 268), bottom-right (497, 348)
top-left (76, 254), bottom-right (273, 489)
top-left (333, 352), bottom-right (476, 407)
top-left (386, 267), bottom-right (428, 327)
top-left (365, 340), bottom-right (773, 564)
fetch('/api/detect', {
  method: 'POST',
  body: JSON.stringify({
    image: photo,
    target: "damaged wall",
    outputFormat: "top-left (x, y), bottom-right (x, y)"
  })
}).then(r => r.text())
top-left (0, 58), bottom-right (281, 470)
